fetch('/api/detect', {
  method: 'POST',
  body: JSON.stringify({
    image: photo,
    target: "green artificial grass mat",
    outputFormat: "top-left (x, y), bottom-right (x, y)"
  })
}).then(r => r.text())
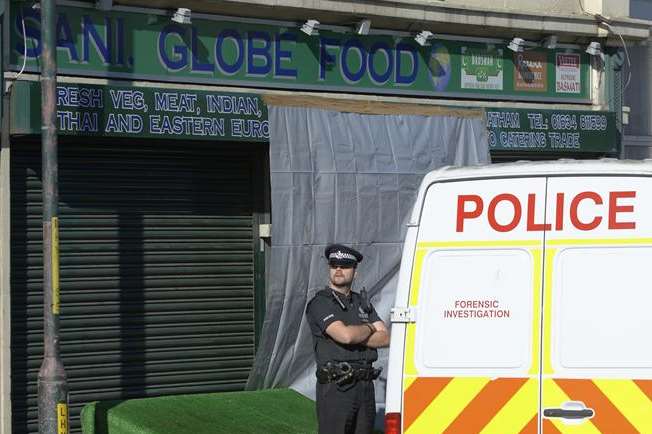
top-left (81, 388), bottom-right (318, 434)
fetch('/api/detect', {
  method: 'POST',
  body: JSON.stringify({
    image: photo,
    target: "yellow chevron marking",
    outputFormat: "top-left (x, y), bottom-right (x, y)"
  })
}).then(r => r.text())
top-left (480, 378), bottom-right (538, 434)
top-left (405, 377), bottom-right (490, 434)
top-left (530, 249), bottom-right (543, 375)
top-left (547, 238), bottom-right (652, 246)
top-left (403, 376), bottom-right (417, 392)
top-left (543, 380), bottom-right (601, 434)
top-left (593, 379), bottom-right (652, 433)
top-left (542, 249), bottom-right (556, 375)
top-left (417, 240), bottom-right (541, 248)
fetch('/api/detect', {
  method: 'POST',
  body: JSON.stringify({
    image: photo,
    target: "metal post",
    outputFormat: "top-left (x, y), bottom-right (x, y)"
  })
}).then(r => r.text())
top-left (37, 0), bottom-right (68, 432)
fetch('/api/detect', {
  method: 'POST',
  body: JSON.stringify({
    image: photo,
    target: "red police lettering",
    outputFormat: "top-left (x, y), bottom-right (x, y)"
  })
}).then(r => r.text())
top-left (570, 191), bottom-right (602, 231)
top-left (455, 190), bottom-right (637, 233)
top-left (555, 193), bottom-right (564, 231)
top-left (456, 195), bottom-right (483, 232)
top-left (488, 194), bottom-right (521, 232)
top-left (609, 191), bottom-right (636, 229)
top-left (527, 193), bottom-right (551, 231)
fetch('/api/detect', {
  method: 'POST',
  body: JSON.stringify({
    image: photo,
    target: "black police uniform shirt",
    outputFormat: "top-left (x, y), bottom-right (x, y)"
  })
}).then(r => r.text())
top-left (306, 288), bottom-right (381, 367)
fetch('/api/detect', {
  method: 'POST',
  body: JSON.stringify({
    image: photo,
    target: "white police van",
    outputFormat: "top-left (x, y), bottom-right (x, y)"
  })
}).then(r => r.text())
top-left (384, 160), bottom-right (652, 434)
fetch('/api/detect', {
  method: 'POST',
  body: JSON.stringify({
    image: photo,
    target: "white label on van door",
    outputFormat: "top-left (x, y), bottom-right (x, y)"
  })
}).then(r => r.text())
top-left (414, 249), bottom-right (533, 375)
top-left (443, 299), bottom-right (511, 319)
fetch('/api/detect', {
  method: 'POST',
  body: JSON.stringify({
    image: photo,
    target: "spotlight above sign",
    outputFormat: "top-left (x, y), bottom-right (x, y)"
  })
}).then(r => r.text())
top-left (301, 19), bottom-right (319, 36)
top-left (171, 8), bottom-right (191, 24)
top-left (414, 30), bottom-right (434, 47)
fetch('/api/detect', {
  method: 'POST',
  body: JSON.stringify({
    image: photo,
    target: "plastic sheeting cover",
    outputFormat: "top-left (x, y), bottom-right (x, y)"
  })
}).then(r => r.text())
top-left (246, 106), bottom-right (490, 409)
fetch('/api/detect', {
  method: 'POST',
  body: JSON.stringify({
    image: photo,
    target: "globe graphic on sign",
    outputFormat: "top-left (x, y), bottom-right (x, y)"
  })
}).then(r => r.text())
top-left (428, 42), bottom-right (451, 91)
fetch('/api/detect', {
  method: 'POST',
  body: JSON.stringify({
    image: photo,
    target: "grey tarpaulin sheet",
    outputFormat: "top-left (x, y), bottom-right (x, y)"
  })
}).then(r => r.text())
top-left (246, 106), bottom-right (489, 411)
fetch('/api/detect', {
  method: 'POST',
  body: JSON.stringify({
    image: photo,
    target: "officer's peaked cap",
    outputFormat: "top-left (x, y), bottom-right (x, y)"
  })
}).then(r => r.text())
top-left (324, 244), bottom-right (363, 266)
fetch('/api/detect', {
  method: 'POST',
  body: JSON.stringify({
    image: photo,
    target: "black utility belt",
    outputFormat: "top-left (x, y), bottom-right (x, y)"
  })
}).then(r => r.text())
top-left (316, 361), bottom-right (382, 384)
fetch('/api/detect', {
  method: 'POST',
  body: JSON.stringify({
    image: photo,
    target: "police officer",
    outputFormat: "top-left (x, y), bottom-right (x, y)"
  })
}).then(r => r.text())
top-left (305, 244), bottom-right (390, 434)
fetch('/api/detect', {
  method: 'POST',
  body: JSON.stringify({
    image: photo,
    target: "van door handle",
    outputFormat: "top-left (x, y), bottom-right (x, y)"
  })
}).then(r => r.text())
top-left (543, 408), bottom-right (594, 419)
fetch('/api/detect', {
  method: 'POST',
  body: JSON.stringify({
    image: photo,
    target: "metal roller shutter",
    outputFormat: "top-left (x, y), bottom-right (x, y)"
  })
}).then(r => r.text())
top-left (10, 139), bottom-right (263, 433)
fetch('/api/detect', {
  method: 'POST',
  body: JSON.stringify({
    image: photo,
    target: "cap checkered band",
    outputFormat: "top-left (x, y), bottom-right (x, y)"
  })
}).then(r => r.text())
top-left (329, 250), bottom-right (357, 261)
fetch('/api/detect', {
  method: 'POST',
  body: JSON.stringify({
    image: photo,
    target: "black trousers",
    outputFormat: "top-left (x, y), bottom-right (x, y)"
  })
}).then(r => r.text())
top-left (316, 380), bottom-right (376, 434)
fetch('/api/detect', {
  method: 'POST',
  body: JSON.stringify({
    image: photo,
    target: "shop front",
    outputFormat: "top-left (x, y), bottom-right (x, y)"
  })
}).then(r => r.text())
top-left (6, 79), bottom-right (270, 433)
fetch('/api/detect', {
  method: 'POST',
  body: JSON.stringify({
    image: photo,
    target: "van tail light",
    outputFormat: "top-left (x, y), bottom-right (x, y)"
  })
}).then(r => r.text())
top-left (385, 412), bottom-right (401, 434)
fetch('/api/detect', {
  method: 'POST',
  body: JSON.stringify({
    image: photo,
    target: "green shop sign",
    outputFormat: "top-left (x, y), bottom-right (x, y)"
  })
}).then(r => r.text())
top-left (486, 108), bottom-right (619, 154)
top-left (10, 81), bottom-right (269, 141)
top-left (10, 2), bottom-right (591, 102)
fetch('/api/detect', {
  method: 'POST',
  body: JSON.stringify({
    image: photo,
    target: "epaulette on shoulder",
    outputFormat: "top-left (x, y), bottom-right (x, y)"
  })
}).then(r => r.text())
top-left (307, 291), bottom-right (336, 316)
top-left (306, 288), bottom-right (330, 306)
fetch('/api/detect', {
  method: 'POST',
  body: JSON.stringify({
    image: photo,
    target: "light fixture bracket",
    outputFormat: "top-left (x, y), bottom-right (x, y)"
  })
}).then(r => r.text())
top-left (414, 30), bottom-right (434, 47)
top-left (95, 0), bottom-right (112, 11)
top-left (507, 37), bottom-right (525, 53)
top-left (586, 41), bottom-right (605, 62)
top-left (301, 19), bottom-right (320, 36)
top-left (172, 8), bottom-right (191, 25)
top-left (541, 35), bottom-right (558, 50)
top-left (355, 18), bottom-right (371, 35)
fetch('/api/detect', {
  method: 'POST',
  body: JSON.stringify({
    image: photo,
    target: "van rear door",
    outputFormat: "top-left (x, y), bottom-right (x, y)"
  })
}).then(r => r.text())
top-left (401, 177), bottom-right (546, 434)
top-left (542, 176), bottom-right (652, 433)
